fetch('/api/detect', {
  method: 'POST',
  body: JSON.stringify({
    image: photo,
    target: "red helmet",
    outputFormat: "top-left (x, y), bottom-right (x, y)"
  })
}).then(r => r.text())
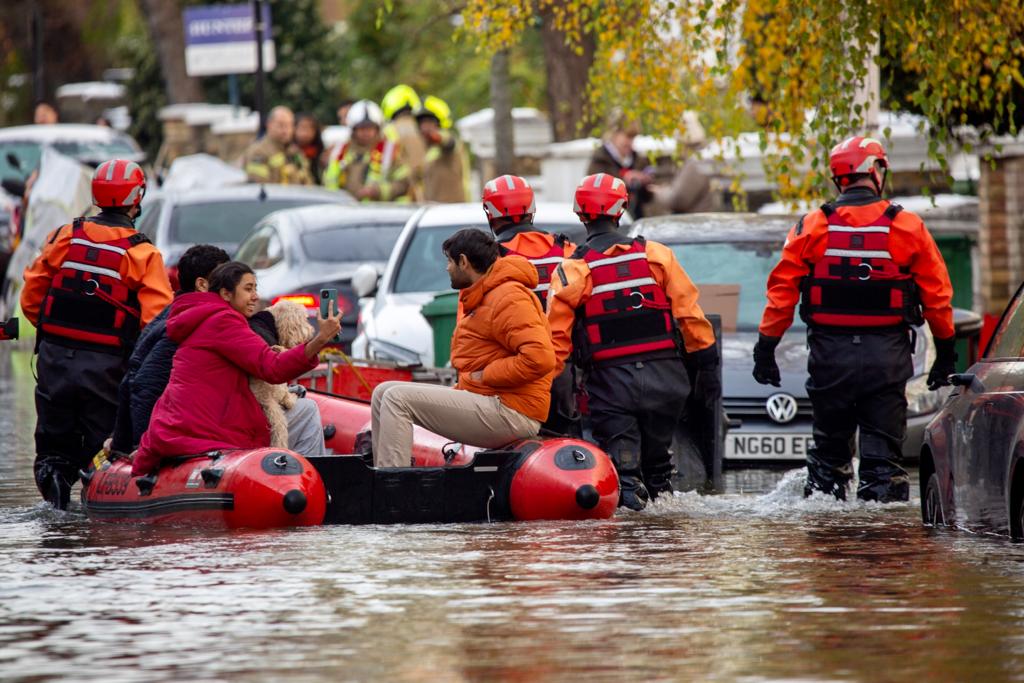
top-left (829, 136), bottom-right (888, 190)
top-left (574, 173), bottom-right (628, 221)
top-left (92, 159), bottom-right (146, 209)
top-left (482, 175), bottom-right (535, 222)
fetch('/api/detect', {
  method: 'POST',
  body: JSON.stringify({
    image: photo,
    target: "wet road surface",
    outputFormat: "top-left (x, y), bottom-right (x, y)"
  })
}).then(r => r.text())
top-left (2, 350), bottom-right (1023, 682)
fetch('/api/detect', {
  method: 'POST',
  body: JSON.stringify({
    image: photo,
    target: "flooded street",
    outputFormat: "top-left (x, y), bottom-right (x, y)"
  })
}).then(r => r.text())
top-left (2, 349), bottom-right (1024, 682)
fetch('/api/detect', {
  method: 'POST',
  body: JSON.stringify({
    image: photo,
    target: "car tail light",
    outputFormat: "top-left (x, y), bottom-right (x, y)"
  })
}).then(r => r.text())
top-left (272, 293), bottom-right (319, 311)
top-left (166, 265), bottom-right (180, 291)
top-left (272, 292), bottom-right (352, 316)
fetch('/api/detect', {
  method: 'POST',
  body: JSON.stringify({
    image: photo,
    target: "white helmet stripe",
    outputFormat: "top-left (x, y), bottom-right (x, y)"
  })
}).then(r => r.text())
top-left (123, 161), bottom-right (140, 180)
top-left (105, 161), bottom-right (116, 181)
top-left (504, 175), bottom-right (515, 190)
top-left (593, 173), bottom-right (605, 188)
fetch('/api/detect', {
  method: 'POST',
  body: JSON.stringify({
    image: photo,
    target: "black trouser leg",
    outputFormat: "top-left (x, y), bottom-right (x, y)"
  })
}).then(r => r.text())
top-left (855, 336), bottom-right (912, 502)
top-left (588, 365), bottom-right (645, 508)
top-left (34, 342), bottom-right (125, 508)
top-left (637, 359), bottom-right (689, 497)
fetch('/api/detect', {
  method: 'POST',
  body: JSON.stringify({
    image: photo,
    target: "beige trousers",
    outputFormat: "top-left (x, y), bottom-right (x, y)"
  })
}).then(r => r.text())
top-left (371, 381), bottom-right (541, 467)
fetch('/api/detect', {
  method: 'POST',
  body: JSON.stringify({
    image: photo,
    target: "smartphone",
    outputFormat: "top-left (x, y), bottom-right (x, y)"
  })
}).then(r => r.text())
top-left (319, 289), bottom-right (342, 343)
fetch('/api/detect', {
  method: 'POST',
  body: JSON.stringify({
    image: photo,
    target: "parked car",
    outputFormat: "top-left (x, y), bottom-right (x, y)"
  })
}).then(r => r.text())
top-left (235, 204), bottom-right (417, 350)
top-left (0, 124), bottom-right (145, 280)
top-left (629, 213), bottom-right (973, 468)
top-left (350, 202), bottom-right (596, 366)
top-left (137, 184), bottom-right (354, 288)
top-left (921, 282), bottom-right (1024, 537)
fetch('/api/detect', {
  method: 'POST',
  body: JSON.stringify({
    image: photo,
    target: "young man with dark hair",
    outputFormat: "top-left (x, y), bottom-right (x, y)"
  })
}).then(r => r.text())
top-left (109, 244), bottom-right (230, 455)
top-left (369, 228), bottom-right (556, 467)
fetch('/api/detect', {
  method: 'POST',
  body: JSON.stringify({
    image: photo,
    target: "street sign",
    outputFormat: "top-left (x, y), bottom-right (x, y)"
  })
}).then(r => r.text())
top-left (183, 4), bottom-right (275, 77)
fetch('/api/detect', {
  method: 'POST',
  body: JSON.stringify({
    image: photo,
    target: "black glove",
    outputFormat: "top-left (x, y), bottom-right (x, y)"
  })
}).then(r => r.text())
top-left (927, 336), bottom-right (957, 390)
top-left (752, 334), bottom-right (782, 387)
top-left (288, 384), bottom-right (307, 398)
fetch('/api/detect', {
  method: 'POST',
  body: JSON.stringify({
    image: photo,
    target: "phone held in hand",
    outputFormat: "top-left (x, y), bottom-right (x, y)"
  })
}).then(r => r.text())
top-left (319, 289), bottom-right (342, 343)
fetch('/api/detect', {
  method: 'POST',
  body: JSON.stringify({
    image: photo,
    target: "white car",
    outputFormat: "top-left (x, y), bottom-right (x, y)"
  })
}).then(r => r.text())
top-left (351, 202), bottom-right (600, 366)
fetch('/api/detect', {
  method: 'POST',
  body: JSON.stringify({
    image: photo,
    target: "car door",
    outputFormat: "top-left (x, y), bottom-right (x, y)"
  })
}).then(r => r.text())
top-left (954, 287), bottom-right (1024, 533)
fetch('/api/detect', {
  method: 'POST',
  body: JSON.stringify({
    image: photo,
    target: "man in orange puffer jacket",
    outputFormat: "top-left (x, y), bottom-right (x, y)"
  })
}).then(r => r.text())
top-left (370, 229), bottom-right (556, 467)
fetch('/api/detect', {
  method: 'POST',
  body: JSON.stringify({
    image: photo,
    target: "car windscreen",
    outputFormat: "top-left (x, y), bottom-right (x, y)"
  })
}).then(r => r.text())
top-left (301, 223), bottom-right (405, 262)
top-left (52, 137), bottom-right (139, 164)
top-left (393, 223), bottom-right (582, 294)
top-left (170, 199), bottom-right (324, 246)
top-left (668, 241), bottom-right (799, 332)
top-left (0, 142), bottom-right (42, 179)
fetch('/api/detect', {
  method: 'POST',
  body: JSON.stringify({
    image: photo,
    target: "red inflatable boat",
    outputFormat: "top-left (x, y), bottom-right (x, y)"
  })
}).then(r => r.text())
top-left (81, 391), bottom-right (619, 528)
top-left (82, 449), bottom-right (326, 529)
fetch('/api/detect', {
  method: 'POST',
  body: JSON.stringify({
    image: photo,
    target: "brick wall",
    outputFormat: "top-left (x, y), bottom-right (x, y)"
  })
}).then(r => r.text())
top-left (979, 153), bottom-right (1024, 315)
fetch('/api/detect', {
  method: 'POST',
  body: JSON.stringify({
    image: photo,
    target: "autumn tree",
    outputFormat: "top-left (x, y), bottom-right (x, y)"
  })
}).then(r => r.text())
top-left (461, 0), bottom-right (1024, 201)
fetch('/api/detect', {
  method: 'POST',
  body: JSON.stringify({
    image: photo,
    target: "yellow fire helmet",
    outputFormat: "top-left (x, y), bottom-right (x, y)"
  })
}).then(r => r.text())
top-left (414, 96), bottom-right (453, 130)
top-left (381, 84), bottom-right (422, 120)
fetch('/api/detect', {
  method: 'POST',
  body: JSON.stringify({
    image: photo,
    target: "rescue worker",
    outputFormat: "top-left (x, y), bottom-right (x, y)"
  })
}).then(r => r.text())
top-left (416, 96), bottom-right (469, 203)
top-left (242, 106), bottom-right (314, 185)
top-left (482, 174), bottom-right (577, 433)
top-left (370, 229), bottom-right (555, 467)
top-left (323, 100), bottom-right (412, 202)
top-left (548, 173), bottom-right (719, 510)
top-left (22, 159), bottom-right (173, 508)
top-left (753, 136), bottom-right (956, 503)
top-left (382, 84), bottom-right (428, 200)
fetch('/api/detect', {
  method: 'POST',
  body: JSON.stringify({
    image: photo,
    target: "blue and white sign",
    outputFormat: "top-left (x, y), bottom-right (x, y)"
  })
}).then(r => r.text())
top-left (183, 4), bottom-right (275, 77)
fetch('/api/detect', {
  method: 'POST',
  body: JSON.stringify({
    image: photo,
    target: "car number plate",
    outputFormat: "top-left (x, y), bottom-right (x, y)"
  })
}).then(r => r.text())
top-left (726, 433), bottom-right (814, 460)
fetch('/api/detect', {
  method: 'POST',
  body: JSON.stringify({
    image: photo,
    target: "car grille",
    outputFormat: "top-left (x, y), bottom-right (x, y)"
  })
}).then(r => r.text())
top-left (723, 397), bottom-right (814, 418)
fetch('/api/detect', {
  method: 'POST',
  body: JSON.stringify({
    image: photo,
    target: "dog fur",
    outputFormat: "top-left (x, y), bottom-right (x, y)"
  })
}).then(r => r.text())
top-left (250, 300), bottom-right (314, 448)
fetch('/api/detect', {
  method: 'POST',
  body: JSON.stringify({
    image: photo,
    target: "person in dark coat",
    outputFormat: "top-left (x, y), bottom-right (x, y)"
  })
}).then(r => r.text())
top-left (108, 245), bottom-right (230, 455)
top-left (587, 117), bottom-right (656, 218)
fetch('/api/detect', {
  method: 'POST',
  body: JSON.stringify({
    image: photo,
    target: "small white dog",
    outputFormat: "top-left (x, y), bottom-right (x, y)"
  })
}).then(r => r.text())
top-left (249, 300), bottom-right (315, 448)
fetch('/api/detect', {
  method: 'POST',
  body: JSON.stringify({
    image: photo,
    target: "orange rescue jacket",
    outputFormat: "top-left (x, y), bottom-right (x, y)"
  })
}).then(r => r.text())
top-left (450, 255), bottom-right (557, 422)
top-left (22, 215), bottom-right (173, 330)
top-left (548, 237), bottom-right (717, 374)
top-left (758, 196), bottom-right (955, 340)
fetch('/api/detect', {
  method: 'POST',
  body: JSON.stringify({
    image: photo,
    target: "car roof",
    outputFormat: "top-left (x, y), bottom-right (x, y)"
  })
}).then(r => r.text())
top-left (0, 124), bottom-right (137, 144)
top-left (413, 201), bottom-right (587, 228)
top-left (146, 184), bottom-right (355, 205)
top-left (630, 213), bottom-right (798, 243)
top-left (265, 204), bottom-right (419, 232)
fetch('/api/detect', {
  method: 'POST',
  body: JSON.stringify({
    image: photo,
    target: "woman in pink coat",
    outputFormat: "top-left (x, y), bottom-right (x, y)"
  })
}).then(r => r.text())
top-left (131, 262), bottom-right (340, 476)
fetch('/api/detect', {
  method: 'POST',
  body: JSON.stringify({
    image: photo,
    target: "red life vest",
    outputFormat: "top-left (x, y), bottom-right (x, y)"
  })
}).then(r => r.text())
top-left (574, 237), bottom-right (678, 365)
top-left (39, 218), bottom-right (149, 352)
top-left (499, 233), bottom-right (568, 306)
top-left (799, 202), bottom-right (923, 329)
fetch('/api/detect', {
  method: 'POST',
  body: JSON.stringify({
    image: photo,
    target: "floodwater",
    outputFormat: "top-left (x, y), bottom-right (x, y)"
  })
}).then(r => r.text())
top-left (2, 349), bottom-right (1024, 683)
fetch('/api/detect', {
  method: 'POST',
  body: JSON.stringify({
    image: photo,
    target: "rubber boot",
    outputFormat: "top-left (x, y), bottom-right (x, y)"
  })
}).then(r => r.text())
top-left (804, 451), bottom-right (851, 501)
top-left (40, 469), bottom-right (71, 510)
top-left (613, 447), bottom-right (649, 511)
top-left (857, 434), bottom-right (910, 503)
top-left (644, 461), bottom-right (675, 501)
top-left (619, 476), bottom-right (650, 511)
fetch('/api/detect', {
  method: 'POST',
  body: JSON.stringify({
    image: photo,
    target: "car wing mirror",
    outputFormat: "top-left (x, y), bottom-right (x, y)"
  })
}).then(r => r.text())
top-left (1, 177), bottom-right (25, 198)
top-left (351, 263), bottom-right (380, 299)
top-left (950, 373), bottom-right (984, 393)
top-left (5, 153), bottom-right (22, 173)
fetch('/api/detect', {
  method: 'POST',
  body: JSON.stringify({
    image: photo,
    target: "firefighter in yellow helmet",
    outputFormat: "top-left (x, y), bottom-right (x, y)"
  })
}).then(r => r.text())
top-left (382, 84), bottom-right (428, 200)
top-left (415, 96), bottom-right (469, 203)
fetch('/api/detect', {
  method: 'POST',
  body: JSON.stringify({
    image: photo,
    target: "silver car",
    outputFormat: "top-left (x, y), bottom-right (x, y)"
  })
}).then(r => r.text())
top-left (235, 204), bottom-right (417, 350)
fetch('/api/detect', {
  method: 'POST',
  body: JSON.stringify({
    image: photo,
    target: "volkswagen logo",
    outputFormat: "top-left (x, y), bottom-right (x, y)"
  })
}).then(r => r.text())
top-left (765, 393), bottom-right (798, 424)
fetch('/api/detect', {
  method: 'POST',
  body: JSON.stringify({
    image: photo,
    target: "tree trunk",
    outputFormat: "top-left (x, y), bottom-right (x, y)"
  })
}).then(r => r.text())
top-left (138, 0), bottom-right (203, 103)
top-left (491, 49), bottom-right (515, 176)
top-left (539, 6), bottom-right (595, 142)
